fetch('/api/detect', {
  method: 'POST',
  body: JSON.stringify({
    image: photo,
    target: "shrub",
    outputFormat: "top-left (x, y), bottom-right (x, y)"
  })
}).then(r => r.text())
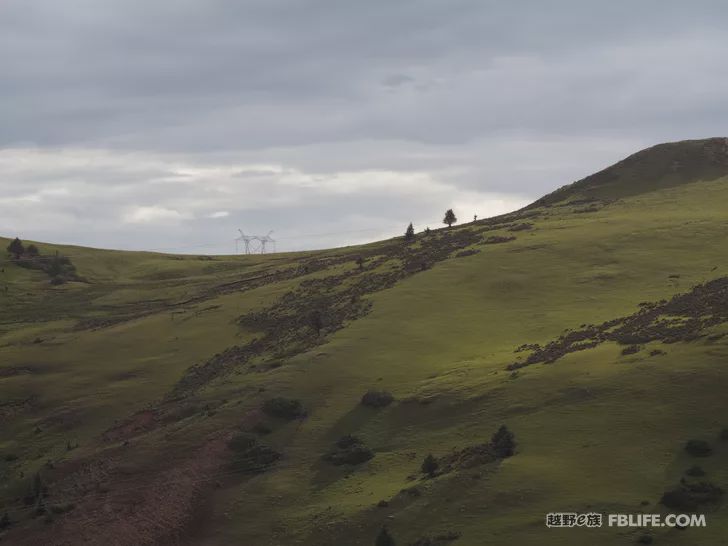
top-left (228, 433), bottom-right (257, 452)
top-left (455, 249), bottom-right (479, 258)
top-left (421, 454), bottom-right (439, 477)
top-left (251, 422), bottom-right (272, 435)
top-left (262, 397), bottom-right (305, 420)
top-left (237, 445), bottom-right (281, 472)
top-left (685, 465), bottom-right (705, 477)
top-left (660, 481), bottom-right (723, 510)
top-left (308, 310), bottom-right (324, 335)
top-left (491, 425), bottom-right (516, 458)
top-left (685, 439), bottom-right (712, 457)
top-left (361, 390), bottom-right (394, 408)
top-left (336, 434), bottom-right (362, 449)
top-left (483, 235), bottom-right (515, 245)
top-left (621, 344), bottom-right (641, 355)
top-left (375, 526), bottom-right (396, 546)
top-left (0, 511), bottom-right (10, 530)
top-left (228, 434), bottom-right (281, 473)
top-left (720, 428), bottom-right (728, 441)
top-left (15, 249), bottom-right (78, 284)
top-left (324, 436), bottom-right (374, 466)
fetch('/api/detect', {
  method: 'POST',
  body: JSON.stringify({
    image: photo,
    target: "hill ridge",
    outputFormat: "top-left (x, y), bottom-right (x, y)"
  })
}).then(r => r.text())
top-left (529, 136), bottom-right (728, 208)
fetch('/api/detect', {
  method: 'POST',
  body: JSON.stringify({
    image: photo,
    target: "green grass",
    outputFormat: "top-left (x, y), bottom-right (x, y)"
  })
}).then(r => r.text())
top-left (4, 143), bottom-right (728, 545)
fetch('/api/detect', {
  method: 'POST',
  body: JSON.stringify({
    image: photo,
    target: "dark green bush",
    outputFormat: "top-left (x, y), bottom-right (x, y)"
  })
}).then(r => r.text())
top-left (336, 434), bottom-right (362, 449)
top-left (660, 481), bottom-right (723, 510)
top-left (685, 439), bottom-right (712, 457)
top-left (421, 454), bottom-right (439, 477)
top-left (361, 390), bottom-right (394, 408)
top-left (251, 422), bottom-right (272, 435)
top-left (491, 425), bottom-right (516, 458)
top-left (375, 526), bottom-right (396, 546)
top-left (262, 397), bottom-right (306, 420)
top-left (228, 433), bottom-right (257, 452)
top-left (324, 436), bottom-right (374, 466)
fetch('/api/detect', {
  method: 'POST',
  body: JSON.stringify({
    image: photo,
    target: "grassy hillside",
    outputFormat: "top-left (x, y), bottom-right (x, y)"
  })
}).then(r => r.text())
top-left (3, 139), bottom-right (728, 545)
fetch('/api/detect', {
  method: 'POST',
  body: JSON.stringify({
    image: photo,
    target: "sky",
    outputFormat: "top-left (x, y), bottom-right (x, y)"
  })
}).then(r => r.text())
top-left (2, 1), bottom-right (728, 253)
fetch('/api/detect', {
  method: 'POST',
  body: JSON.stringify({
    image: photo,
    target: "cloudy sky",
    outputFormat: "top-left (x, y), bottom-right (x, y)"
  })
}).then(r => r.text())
top-left (2, 1), bottom-right (728, 253)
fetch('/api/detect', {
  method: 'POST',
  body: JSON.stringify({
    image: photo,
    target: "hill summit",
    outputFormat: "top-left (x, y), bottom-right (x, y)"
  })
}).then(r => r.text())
top-left (530, 137), bottom-right (728, 208)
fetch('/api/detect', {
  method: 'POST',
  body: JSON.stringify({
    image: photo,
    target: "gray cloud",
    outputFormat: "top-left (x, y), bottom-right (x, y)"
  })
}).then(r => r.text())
top-left (1, 1), bottom-right (728, 251)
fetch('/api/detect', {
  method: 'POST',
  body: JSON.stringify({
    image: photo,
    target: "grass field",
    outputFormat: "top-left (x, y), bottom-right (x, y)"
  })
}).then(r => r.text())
top-left (3, 139), bottom-right (728, 545)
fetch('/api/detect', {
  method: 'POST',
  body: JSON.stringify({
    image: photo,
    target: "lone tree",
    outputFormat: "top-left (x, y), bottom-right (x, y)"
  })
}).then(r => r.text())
top-left (356, 256), bottom-right (365, 270)
top-left (443, 209), bottom-right (457, 228)
top-left (7, 237), bottom-right (24, 259)
top-left (375, 526), bottom-right (396, 546)
top-left (421, 453), bottom-right (439, 477)
top-left (491, 425), bottom-right (516, 458)
top-left (404, 222), bottom-right (415, 241)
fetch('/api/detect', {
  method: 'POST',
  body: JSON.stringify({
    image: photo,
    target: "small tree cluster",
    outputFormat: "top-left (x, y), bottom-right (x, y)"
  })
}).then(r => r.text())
top-left (6, 237), bottom-right (40, 259)
top-left (7, 237), bottom-right (25, 258)
top-left (5, 238), bottom-right (77, 284)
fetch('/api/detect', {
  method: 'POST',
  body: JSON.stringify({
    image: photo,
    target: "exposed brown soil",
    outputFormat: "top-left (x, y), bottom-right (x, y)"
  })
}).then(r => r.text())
top-left (8, 433), bottom-right (234, 546)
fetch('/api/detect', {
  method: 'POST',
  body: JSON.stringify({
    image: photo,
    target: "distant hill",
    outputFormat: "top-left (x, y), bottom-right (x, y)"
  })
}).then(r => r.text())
top-left (529, 137), bottom-right (728, 207)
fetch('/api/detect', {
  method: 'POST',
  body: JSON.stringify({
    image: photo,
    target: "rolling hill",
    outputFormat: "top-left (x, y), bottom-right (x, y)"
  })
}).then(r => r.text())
top-left (3, 138), bottom-right (728, 546)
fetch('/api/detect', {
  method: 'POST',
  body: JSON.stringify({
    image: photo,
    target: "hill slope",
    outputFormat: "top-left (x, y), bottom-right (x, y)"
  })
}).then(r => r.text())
top-left (3, 139), bottom-right (728, 546)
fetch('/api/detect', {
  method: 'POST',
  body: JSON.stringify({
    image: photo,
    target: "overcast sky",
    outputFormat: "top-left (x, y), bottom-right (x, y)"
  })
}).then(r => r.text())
top-left (2, 1), bottom-right (728, 253)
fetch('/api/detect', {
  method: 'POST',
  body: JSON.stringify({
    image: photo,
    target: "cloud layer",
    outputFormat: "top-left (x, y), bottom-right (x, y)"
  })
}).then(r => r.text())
top-left (2, 1), bottom-right (727, 251)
